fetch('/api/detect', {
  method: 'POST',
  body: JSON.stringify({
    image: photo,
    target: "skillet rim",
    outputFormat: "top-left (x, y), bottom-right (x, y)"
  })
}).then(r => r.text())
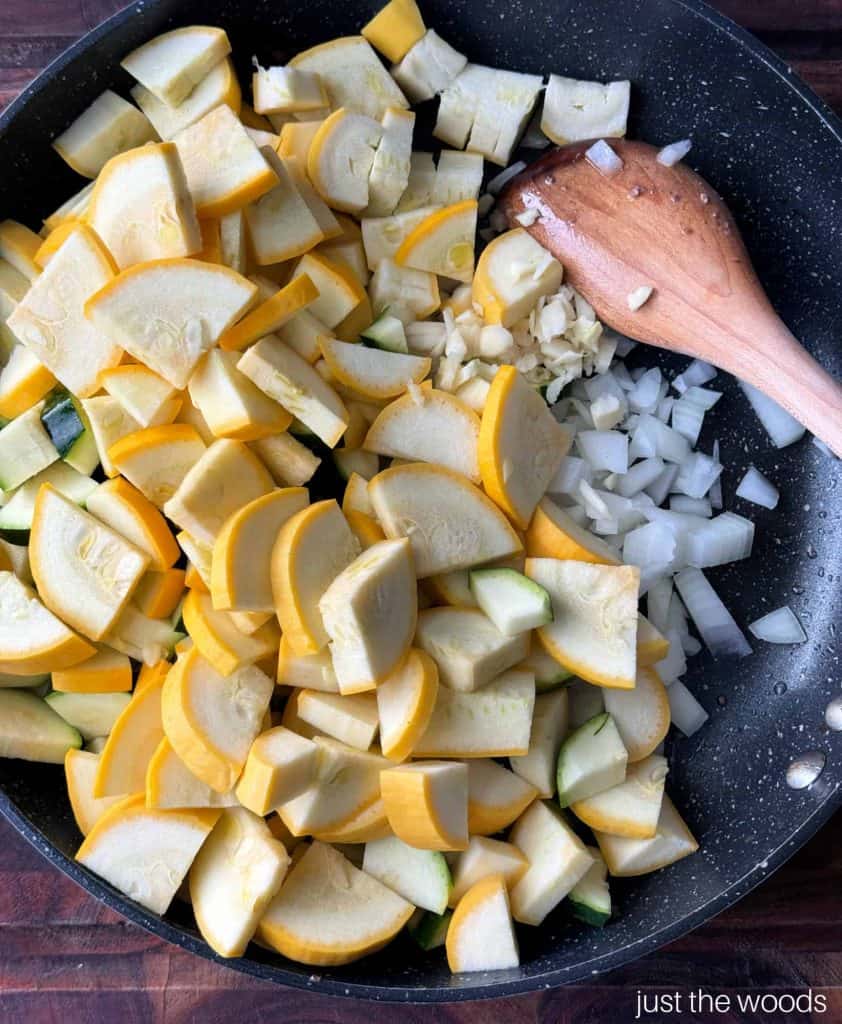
top-left (0, 0), bottom-right (840, 1002)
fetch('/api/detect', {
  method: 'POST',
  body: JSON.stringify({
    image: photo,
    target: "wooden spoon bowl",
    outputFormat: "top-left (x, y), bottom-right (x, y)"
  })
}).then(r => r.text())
top-left (499, 140), bottom-right (842, 455)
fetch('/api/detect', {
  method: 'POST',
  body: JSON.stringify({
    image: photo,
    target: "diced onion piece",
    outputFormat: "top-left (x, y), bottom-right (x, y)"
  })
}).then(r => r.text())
top-left (667, 679), bottom-right (708, 735)
top-left (672, 359), bottom-right (715, 394)
top-left (657, 139), bottom-right (692, 167)
top-left (486, 161), bottom-right (527, 196)
top-left (684, 511), bottom-right (754, 568)
top-left (585, 140), bottom-right (623, 176)
top-left (669, 495), bottom-right (711, 516)
top-left (646, 577), bottom-right (672, 633)
top-left (627, 285), bottom-right (653, 311)
top-left (671, 396), bottom-right (705, 446)
top-left (547, 455), bottom-right (591, 496)
top-left (674, 567), bottom-right (751, 658)
top-left (738, 381), bottom-right (805, 448)
top-left (576, 430), bottom-right (629, 474)
top-left (645, 462), bottom-right (679, 506)
top-left (735, 466), bottom-right (779, 510)
top-left (623, 521), bottom-right (679, 575)
top-left (656, 630), bottom-right (688, 684)
top-left (709, 440), bottom-right (723, 510)
top-left (628, 368), bottom-right (662, 413)
top-left (674, 452), bottom-right (722, 499)
top-left (748, 606), bottom-right (806, 644)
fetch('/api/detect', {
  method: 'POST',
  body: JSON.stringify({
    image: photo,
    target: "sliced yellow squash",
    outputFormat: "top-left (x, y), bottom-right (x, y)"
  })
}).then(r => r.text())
top-left (100, 364), bottom-right (181, 429)
top-left (380, 760), bottom-right (468, 851)
top-left (313, 796), bottom-right (391, 843)
top-left (80, 396), bottom-right (141, 478)
top-left (317, 538), bottom-right (416, 693)
top-left (376, 648), bottom-right (439, 763)
top-left (162, 437), bottom-right (274, 545)
top-left (307, 108), bottom-right (383, 214)
top-left (362, 0), bottom-right (426, 63)
top-left (637, 615), bottom-right (671, 667)
top-left (449, 836), bottom-right (528, 906)
top-left (479, 365), bottom-right (572, 529)
top-left (121, 25), bottom-right (231, 107)
top-left (87, 142), bottom-right (202, 270)
top-left (364, 388), bottom-right (480, 482)
top-left (133, 568), bottom-right (186, 620)
top-left (191, 806), bottom-right (290, 957)
top-left (235, 726), bottom-right (319, 815)
top-left (85, 258), bottom-right (257, 388)
top-left (368, 463), bottom-right (522, 577)
top-left (238, 335), bottom-right (350, 446)
top-left (31, 484), bottom-right (148, 640)
top-left (218, 275), bottom-right (318, 354)
top-left (162, 645), bottom-right (274, 791)
top-left (219, 208), bottom-right (246, 273)
top-left (182, 589), bottom-right (280, 677)
top-left (131, 58), bottom-right (241, 140)
top-left (277, 736), bottom-right (386, 835)
top-left (446, 873), bottom-right (519, 973)
top-left (526, 558), bottom-right (640, 690)
top-left (271, 499), bottom-right (361, 655)
top-left (292, 251), bottom-right (366, 329)
top-left (145, 737), bottom-right (239, 809)
top-left (93, 670), bottom-right (166, 797)
top-left (249, 432), bottom-right (321, 487)
top-left (52, 647), bottom-right (132, 693)
top-left (76, 793), bottom-right (221, 914)
top-left (7, 224), bottom-right (123, 398)
top-left (318, 337), bottom-right (430, 401)
top-left (571, 754), bottom-right (668, 839)
top-left (211, 487), bottom-right (308, 612)
top-left (295, 690), bottom-right (379, 749)
top-left (508, 799), bottom-right (594, 925)
top-left (276, 636), bottom-right (339, 692)
top-left (289, 36), bottom-right (409, 120)
top-left (394, 200), bottom-right (477, 283)
top-left (86, 476), bottom-right (180, 571)
top-left (341, 471), bottom-right (375, 516)
top-left (257, 840), bottom-right (413, 965)
top-left (107, 424), bottom-right (206, 508)
top-left (0, 345), bottom-right (56, 420)
top-left (187, 350), bottom-right (291, 440)
top-left (525, 497), bottom-right (620, 564)
top-left (593, 794), bottom-right (698, 877)
top-left (252, 65), bottom-right (327, 114)
top-left (602, 667), bottom-right (671, 762)
top-left (277, 120), bottom-right (322, 164)
top-left (243, 150), bottom-right (326, 265)
top-left (472, 228), bottom-right (563, 327)
top-left (345, 509), bottom-right (386, 549)
top-left (275, 308), bottom-right (333, 364)
top-left (52, 90), bottom-right (156, 179)
top-left (414, 668), bottom-right (536, 758)
top-left (65, 748), bottom-right (123, 836)
top-left (172, 104), bottom-right (278, 218)
top-left (0, 220), bottom-right (41, 281)
top-left (414, 607), bottom-right (529, 692)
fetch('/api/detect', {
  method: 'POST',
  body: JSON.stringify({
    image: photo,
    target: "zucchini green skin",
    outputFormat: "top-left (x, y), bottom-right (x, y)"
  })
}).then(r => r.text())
top-left (407, 908), bottom-right (452, 950)
top-left (569, 897), bottom-right (611, 928)
top-left (41, 388), bottom-right (86, 459)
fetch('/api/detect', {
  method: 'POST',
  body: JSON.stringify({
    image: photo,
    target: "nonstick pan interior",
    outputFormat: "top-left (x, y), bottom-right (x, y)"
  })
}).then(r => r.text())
top-left (0, 0), bottom-right (839, 1001)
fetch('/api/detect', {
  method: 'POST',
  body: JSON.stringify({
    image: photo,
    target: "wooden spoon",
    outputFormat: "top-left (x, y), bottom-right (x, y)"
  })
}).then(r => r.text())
top-left (499, 139), bottom-right (842, 455)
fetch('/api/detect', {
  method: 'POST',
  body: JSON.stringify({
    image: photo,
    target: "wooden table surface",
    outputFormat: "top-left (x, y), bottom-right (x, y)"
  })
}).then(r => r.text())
top-left (1, 1), bottom-right (841, 1021)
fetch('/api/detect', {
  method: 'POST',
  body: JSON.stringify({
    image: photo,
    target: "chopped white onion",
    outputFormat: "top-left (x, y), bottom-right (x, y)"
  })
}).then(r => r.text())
top-left (577, 479), bottom-right (611, 520)
top-left (673, 359), bottom-right (716, 394)
top-left (674, 567), bottom-right (752, 658)
top-left (749, 606), bottom-right (807, 644)
top-left (590, 393), bottom-right (625, 431)
top-left (709, 440), bottom-right (723, 509)
top-left (657, 138), bottom-right (692, 167)
top-left (668, 679), bottom-right (709, 736)
top-left (564, 503), bottom-right (589, 527)
top-left (614, 338), bottom-right (637, 358)
top-left (656, 396), bottom-right (674, 423)
top-left (611, 362), bottom-right (635, 390)
top-left (616, 457), bottom-right (665, 498)
top-left (684, 512), bottom-right (754, 568)
top-left (628, 368), bottom-right (662, 413)
top-left (623, 521), bottom-right (679, 575)
top-left (656, 629), bottom-right (688, 683)
top-left (736, 466), bottom-right (779, 510)
top-left (627, 285), bottom-right (654, 311)
top-left (670, 495), bottom-right (712, 516)
top-left (645, 462), bottom-right (680, 505)
top-left (647, 577), bottom-right (673, 633)
top-left (739, 381), bottom-right (805, 448)
top-left (584, 372), bottom-right (625, 404)
top-left (515, 208), bottom-right (540, 227)
top-left (487, 161), bottom-right (527, 196)
top-left (671, 395), bottom-right (706, 446)
top-left (405, 321), bottom-right (447, 355)
top-left (585, 139), bottom-right (624, 176)
top-left (682, 634), bottom-right (702, 656)
top-left (577, 430), bottom-right (629, 473)
top-left (674, 452), bottom-right (722, 499)
top-left (681, 386), bottom-right (721, 411)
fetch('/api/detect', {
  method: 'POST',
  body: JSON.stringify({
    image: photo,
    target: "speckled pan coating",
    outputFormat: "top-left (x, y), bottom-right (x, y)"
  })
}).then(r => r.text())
top-left (0, 0), bottom-right (840, 1003)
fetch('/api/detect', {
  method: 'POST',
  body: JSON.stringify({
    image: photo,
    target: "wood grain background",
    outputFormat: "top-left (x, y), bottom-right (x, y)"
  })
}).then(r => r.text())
top-left (1, 1), bottom-right (841, 1020)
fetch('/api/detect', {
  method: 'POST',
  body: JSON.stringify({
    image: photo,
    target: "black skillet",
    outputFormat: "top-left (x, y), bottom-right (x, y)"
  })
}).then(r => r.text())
top-left (0, 0), bottom-right (840, 1004)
